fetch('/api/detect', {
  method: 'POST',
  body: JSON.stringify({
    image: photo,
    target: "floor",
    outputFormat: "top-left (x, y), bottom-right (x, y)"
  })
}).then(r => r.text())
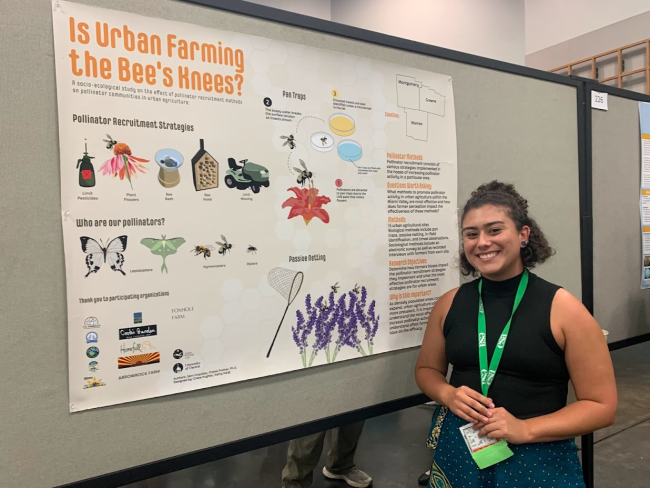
top-left (125, 342), bottom-right (650, 488)
top-left (592, 342), bottom-right (650, 487)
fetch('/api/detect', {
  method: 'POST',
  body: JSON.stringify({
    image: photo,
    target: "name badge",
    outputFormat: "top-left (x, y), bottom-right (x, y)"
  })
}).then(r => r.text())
top-left (459, 423), bottom-right (500, 452)
top-left (459, 423), bottom-right (514, 469)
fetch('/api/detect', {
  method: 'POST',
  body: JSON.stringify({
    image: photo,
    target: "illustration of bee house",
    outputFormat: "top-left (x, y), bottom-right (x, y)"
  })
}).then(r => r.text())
top-left (191, 139), bottom-right (219, 191)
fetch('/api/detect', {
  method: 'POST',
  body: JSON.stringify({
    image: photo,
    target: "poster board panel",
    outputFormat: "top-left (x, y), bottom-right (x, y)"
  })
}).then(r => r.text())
top-left (593, 95), bottom-right (650, 342)
top-left (0, 0), bottom-right (580, 486)
top-left (51, 0), bottom-right (460, 412)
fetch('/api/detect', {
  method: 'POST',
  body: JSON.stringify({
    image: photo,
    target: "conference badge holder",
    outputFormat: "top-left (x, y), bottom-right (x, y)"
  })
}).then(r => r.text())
top-left (459, 423), bottom-right (514, 469)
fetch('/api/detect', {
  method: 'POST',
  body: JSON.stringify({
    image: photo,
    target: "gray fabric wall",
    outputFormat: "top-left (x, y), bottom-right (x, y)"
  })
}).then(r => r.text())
top-left (0, 1), bottom-right (580, 486)
top-left (592, 95), bottom-right (650, 342)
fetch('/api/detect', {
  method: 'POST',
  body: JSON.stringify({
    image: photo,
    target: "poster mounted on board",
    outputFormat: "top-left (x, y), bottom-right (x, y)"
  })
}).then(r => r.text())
top-left (51, 0), bottom-right (459, 411)
top-left (640, 102), bottom-right (650, 289)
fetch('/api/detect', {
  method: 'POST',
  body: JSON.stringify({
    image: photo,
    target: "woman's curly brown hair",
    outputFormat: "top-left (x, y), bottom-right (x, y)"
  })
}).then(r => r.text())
top-left (459, 181), bottom-right (555, 276)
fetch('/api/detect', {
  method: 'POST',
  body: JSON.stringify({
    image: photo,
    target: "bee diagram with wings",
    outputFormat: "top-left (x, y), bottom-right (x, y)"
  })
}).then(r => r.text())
top-left (80, 236), bottom-right (128, 278)
top-left (191, 245), bottom-right (215, 259)
top-left (140, 235), bottom-right (186, 273)
top-left (293, 159), bottom-right (314, 187)
top-left (280, 134), bottom-right (296, 150)
top-left (215, 235), bottom-right (233, 256)
top-left (282, 159), bottom-right (331, 226)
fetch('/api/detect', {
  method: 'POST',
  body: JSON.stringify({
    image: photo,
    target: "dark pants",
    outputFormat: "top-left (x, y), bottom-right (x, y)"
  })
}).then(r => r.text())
top-left (281, 420), bottom-right (365, 488)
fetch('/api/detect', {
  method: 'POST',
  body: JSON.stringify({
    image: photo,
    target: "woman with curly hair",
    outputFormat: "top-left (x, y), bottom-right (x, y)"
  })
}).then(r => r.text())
top-left (415, 181), bottom-right (616, 487)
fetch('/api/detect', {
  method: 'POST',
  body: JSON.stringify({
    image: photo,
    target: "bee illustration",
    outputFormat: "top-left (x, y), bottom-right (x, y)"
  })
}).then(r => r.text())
top-left (352, 283), bottom-right (360, 294)
top-left (320, 136), bottom-right (328, 146)
top-left (320, 303), bottom-right (329, 312)
top-left (191, 245), bottom-right (215, 259)
top-left (331, 282), bottom-right (340, 293)
top-left (215, 235), bottom-right (233, 256)
top-left (247, 245), bottom-right (258, 254)
top-left (281, 134), bottom-right (296, 150)
top-left (102, 134), bottom-right (117, 150)
top-left (294, 159), bottom-right (314, 186)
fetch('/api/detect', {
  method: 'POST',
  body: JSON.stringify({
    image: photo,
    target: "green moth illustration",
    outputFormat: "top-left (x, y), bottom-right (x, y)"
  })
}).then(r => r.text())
top-left (140, 235), bottom-right (186, 273)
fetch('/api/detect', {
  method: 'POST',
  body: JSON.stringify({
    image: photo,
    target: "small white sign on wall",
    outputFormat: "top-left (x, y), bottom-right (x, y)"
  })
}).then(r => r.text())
top-left (591, 91), bottom-right (608, 111)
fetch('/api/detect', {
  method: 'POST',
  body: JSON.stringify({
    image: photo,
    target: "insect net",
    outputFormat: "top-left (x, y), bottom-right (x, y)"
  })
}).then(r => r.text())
top-left (266, 268), bottom-right (304, 358)
top-left (267, 267), bottom-right (303, 305)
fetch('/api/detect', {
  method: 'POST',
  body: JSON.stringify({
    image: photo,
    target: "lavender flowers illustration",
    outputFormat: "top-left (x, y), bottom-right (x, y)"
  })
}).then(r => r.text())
top-left (292, 284), bottom-right (379, 367)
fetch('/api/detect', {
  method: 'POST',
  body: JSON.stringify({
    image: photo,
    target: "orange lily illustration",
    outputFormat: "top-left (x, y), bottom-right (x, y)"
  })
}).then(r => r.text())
top-left (282, 187), bottom-right (331, 225)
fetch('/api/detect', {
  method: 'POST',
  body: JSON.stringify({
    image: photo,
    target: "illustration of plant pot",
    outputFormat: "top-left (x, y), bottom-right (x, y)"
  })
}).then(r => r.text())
top-left (155, 149), bottom-right (183, 189)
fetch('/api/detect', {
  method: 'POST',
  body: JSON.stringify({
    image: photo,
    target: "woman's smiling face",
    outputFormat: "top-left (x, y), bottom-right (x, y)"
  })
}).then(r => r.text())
top-left (461, 204), bottom-right (530, 281)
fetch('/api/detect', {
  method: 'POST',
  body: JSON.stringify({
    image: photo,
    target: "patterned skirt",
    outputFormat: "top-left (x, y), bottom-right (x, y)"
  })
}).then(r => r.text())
top-left (425, 406), bottom-right (586, 488)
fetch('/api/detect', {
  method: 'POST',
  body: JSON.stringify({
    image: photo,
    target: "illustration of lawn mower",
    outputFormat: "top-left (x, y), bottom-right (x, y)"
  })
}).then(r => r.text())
top-left (224, 158), bottom-right (270, 193)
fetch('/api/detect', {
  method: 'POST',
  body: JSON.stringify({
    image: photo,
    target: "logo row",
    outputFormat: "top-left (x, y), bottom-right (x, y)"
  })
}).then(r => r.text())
top-left (84, 313), bottom-right (143, 330)
top-left (84, 325), bottom-right (158, 345)
top-left (85, 347), bottom-right (188, 374)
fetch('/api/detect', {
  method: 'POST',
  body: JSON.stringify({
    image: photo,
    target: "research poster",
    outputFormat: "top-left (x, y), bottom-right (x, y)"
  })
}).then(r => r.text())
top-left (640, 102), bottom-right (650, 289)
top-left (52, 0), bottom-right (459, 412)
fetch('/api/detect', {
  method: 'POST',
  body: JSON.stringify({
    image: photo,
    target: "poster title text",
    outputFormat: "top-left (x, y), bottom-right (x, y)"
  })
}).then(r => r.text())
top-left (67, 18), bottom-right (245, 95)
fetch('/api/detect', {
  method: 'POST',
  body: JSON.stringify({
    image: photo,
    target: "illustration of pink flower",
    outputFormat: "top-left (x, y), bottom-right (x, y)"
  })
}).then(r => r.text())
top-left (99, 142), bottom-right (148, 189)
top-left (282, 187), bottom-right (331, 225)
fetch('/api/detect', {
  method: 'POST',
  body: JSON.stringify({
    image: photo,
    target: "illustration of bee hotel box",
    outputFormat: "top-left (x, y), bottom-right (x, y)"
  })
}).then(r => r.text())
top-left (191, 139), bottom-right (219, 191)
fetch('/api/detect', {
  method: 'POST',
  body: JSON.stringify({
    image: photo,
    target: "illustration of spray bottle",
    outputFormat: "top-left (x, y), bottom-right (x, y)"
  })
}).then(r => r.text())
top-left (77, 138), bottom-right (96, 188)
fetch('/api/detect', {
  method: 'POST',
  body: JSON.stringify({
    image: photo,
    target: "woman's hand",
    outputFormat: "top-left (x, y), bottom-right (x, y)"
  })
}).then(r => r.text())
top-left (441, 385), bottom-right (494, 424)
top-left (474, 407), bottom-right (531, 444)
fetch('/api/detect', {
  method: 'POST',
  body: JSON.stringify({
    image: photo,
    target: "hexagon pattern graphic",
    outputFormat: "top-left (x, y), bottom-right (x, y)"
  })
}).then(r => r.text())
top-left (221, 279), bottom-right (244, 302)
top-left (200, 315), bottom-right (225, 339)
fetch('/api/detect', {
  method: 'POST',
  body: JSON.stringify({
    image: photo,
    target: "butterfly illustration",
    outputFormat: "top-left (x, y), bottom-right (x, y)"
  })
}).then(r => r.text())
top-left (140, 235), bottom-right (186, 274)
top-left (80, 236), bottom-right (128, 278)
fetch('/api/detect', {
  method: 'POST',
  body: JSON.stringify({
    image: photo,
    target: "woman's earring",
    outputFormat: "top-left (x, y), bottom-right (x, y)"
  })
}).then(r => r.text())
top-left (521, 241), bottom-right (528, 247)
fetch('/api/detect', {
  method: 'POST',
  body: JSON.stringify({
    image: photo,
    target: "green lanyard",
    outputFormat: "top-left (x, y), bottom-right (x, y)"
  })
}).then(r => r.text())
top-left (478, 269), bottom-right (529, 398)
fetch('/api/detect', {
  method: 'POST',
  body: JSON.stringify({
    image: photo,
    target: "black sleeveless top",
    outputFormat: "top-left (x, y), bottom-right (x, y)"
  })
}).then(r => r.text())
top-left (444, 271), bottom-right (569, 419)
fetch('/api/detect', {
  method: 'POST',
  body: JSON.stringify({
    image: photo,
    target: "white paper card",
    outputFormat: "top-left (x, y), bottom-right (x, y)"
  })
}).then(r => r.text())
top-left (592, 91), bottom-right (608, 111)
top-left (459, 423), bottom-right (500, 453)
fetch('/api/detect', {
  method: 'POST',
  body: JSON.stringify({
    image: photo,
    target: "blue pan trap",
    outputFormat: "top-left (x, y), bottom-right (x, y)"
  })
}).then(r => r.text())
top-left (337, 140), bottom-right (362, 162)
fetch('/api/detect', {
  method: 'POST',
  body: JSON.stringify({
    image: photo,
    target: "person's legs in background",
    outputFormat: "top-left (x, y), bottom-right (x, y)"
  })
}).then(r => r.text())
top-left (281, 430), bottom-right (327, 488)
top-left (323, 421), bottom-right (372, 487)
top-left (325, 420), bottom-right (364, 474)
top-left (281, 421), bottom-right (372, 488)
